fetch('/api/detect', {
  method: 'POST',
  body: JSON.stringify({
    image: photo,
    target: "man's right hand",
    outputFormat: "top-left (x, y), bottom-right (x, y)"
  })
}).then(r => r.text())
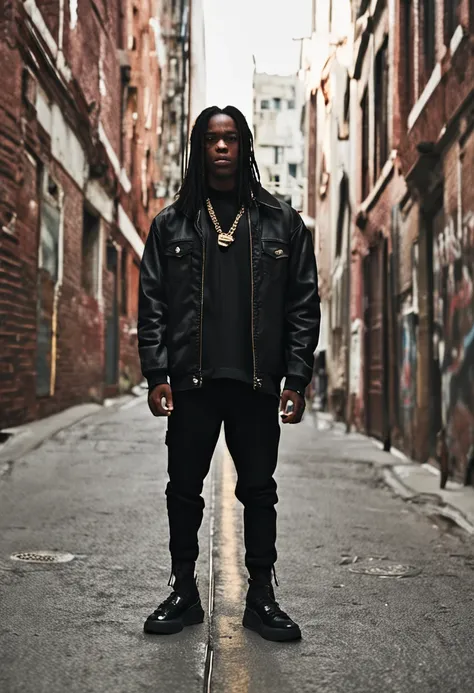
top-left (148, 384), bottom-right (174, 417)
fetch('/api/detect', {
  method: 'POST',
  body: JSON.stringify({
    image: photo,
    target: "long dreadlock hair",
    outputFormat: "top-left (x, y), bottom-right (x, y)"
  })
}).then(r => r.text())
top-left (175, 106), bottom-right (261, 218)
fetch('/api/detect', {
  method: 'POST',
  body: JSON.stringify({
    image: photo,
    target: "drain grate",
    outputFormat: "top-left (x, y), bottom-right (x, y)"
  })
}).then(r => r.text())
top-left (10, 551), bottom-right (75, 564)
top-left (348, 563), bottom-right (421, 578)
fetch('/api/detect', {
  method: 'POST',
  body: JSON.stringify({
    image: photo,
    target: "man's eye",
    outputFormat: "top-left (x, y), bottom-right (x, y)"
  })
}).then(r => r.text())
top-left (227, 135), bottom-right (238, 142)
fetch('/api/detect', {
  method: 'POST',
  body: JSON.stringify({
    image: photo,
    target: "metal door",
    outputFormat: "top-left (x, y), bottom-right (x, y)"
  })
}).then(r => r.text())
top-left (364, 240), bottom-right (388, 441)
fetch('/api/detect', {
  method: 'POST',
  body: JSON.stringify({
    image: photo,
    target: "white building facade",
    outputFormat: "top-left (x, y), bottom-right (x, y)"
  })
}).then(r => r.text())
top-left (253, 73), bottom-right (305, 210)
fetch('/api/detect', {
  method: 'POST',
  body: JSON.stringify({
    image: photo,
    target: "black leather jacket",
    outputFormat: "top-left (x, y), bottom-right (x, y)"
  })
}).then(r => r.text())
top-left (138, 187), bottom-right (321, 396)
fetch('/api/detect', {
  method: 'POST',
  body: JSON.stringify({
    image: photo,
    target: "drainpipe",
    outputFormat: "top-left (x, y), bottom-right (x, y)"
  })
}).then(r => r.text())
top-left (345, 195), bottom-right (352, 433)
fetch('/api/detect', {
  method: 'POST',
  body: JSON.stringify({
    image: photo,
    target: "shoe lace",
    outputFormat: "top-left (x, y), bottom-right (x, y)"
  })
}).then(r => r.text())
top-left (252, 594), bottom-right (289, 619)
top-left (153, 592), bottom-right (178, 614)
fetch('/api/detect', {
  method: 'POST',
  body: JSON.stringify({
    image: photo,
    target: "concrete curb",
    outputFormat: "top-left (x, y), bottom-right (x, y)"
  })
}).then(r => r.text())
top-left (0, 392), bottom-right (141, 476)
top-left (313, 409), bottom-right (474, 536)
top-left (383, 466), bottom-right (474, 536)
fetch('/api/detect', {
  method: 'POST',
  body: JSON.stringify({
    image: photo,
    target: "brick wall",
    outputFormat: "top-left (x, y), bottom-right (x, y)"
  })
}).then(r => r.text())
top-left (0, 0), bottom-right (167, 429)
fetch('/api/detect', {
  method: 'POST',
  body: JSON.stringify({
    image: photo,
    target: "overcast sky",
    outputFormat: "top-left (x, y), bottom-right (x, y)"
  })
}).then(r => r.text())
top-left (203, 0), bottom-right (312, 123)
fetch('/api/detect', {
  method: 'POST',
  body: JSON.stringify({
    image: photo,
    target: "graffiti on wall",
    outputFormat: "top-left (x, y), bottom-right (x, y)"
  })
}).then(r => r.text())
top-left (432, 210), bottom-right (474, 464)
top-left (400, 309), bottom-right (417, 409)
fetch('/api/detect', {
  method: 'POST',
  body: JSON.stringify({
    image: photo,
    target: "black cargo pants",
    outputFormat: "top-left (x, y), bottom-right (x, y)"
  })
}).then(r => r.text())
top-left (165, 379), bottom-right (280, 571)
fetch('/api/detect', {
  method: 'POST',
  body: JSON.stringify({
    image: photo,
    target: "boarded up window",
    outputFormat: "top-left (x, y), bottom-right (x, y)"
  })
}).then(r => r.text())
top-left (38, 175), bottom-right (61, 282)
top-left (37, 172), bottom-right (61, 397)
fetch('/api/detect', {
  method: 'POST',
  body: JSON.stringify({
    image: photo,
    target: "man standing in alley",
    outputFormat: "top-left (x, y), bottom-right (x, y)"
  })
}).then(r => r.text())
top-left (138, 106), bottom-right (320, 641)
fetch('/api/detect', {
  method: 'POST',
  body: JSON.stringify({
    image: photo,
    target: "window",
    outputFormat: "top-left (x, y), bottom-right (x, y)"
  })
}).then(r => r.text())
top-left (361, 88), bottom-right (370, 200)
top-left (37, 171), bottom-right (62, 397)
top-left (288, 163), bottom-right (297, 178)
top-left (343, 78), bottom-right (350, 124)
top-left (403, 0), bottom-right (414, 111)
top-left (335, 174), bottom-right (349, 258)
top-left (121, 249), bottom-right (128, 316)
top-left (287, 100), bottom-right (295, 110)
top-left (261, 99), bottom-right (270, 110)
top-left (374, 38), bottom-right (389, 180)
top-left (422, 0), bottom-right (436, 82)
top-left (271, 174), bottom-right (280, 187)
top-left (82, 206), bottom-right (100, 296)
top-left (307, 91), bottom-right (317, 219)
top-left (273, 98), bottom-right (281, 110)
top-left (274, 146), bottom-right (284, 164)
top-left (339, 76), bottom-right (351, 139)
top-left (445, 0), bottom-right (461, 41)
top-left (39, 174), bottom-right (61, 282)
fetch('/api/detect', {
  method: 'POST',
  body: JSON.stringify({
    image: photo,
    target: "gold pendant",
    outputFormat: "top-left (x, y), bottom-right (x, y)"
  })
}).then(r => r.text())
top-left (217, 233), bottom-right (235, 247)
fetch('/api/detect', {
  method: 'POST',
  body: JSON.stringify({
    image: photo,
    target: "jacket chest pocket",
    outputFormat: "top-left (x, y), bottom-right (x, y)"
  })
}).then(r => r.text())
top-left (261, 240), bottom-right (289, 277)
top-left (164, 240), bottom-right (194, 282)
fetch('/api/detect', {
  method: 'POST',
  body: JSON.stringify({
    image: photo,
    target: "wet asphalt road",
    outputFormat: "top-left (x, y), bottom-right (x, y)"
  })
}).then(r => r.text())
top-left (0, 398), bottom-right (473, 693)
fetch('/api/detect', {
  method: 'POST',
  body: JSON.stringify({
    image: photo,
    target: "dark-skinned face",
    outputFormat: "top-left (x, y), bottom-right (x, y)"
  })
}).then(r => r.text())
top-left (204, 114), bottom-right (239, 184)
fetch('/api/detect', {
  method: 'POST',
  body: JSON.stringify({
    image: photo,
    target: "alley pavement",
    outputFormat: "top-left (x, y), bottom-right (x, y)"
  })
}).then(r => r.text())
top-left (1, 397), bottom-right (473, 693)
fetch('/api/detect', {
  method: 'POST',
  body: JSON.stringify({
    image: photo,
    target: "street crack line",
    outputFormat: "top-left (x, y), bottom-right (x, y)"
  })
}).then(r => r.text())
top-left (203, 454), bottom-right (217, 693)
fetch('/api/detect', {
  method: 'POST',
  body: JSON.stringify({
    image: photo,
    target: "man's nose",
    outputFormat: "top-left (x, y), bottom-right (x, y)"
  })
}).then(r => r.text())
top-left (216, 138), bottom-right (227, 151)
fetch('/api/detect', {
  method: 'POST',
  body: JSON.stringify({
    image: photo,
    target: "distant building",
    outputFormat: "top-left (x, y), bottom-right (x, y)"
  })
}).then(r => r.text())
top-left (253, 73), bottom-right (305, 211)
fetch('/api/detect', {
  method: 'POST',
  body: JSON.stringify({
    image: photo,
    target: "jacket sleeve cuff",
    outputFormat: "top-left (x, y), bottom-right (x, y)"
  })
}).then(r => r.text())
top-left (146, 371), bottom-right (169, 391)
top-left (283, 376), bottom-right (307, 397)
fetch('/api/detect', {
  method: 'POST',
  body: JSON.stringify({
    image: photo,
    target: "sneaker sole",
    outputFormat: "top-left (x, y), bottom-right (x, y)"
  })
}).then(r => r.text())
top-left (144, 602), bottom-right (205, 635)
top-left (242, 607), bottom-right (302, 642)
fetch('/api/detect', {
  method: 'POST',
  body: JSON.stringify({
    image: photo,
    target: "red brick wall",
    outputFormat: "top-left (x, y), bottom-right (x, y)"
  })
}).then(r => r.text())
top-left (0, 0), bottom-right (160, 429)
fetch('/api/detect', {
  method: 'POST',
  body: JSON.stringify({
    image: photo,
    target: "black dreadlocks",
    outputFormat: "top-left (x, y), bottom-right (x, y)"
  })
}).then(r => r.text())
top-left (175, 105), bottom-right (261, 218)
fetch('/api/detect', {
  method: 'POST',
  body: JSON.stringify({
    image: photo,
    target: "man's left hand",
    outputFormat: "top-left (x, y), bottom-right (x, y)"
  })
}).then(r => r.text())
top-left (280, 389), bottom-right (305, 424)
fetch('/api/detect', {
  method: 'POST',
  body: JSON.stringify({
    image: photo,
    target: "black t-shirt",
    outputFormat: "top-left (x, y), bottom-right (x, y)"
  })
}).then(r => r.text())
top-left (202, 187), bottom-right (253, 386)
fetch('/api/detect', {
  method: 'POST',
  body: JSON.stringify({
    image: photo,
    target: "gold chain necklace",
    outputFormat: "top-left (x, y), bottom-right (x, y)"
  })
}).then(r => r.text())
top-left (206, 198), bottom-right (245, 248)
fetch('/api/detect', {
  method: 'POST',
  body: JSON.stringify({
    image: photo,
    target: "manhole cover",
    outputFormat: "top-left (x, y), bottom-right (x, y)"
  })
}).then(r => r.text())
top-left (348, 563), bottom-right (421, 578)
top-left (10, 551), bottom-right (75, 564)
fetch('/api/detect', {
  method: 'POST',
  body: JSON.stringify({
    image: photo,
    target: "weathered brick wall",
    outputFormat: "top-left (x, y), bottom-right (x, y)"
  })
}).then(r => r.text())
top-left (0, 8), bottom-right (35, 427)
top-left (0, 0), bottom-right (162, 428)
top-left (0, 153), bottom-right (40, 426)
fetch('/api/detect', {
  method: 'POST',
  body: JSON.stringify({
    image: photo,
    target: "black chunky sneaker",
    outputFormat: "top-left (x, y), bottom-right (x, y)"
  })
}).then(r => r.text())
top-left (243, 581), bottom-right (301, 642)
top-left (144, 563), bottom-right (204, 635)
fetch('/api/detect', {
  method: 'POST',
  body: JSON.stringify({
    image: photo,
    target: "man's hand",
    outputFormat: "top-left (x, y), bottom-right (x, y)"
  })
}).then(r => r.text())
top-left (279, 389), bottom-right (305, 424)
top-left (148, 384), bottom-right (174, 417)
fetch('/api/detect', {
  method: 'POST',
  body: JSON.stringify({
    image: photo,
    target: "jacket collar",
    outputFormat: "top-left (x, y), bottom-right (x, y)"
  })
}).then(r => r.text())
top-left (189, 185), bottom-right (282, 222)
top-left (254, 186), bottom-right (282, 210)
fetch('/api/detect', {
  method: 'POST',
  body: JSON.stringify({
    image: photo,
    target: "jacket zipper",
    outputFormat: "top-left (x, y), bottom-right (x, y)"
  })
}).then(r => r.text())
top-left (198, 212), bottom-right (205, 386)
top-left (248, 211), bottom-right (260, 389)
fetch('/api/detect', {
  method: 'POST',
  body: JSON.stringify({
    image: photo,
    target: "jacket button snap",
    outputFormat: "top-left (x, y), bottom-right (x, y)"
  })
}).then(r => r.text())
top-left (192, 376), bottom-right (199, 385)
top-left (275, 249), bottom-right (283, 256)
top-left (175, 246), bottom-right (181, 254)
